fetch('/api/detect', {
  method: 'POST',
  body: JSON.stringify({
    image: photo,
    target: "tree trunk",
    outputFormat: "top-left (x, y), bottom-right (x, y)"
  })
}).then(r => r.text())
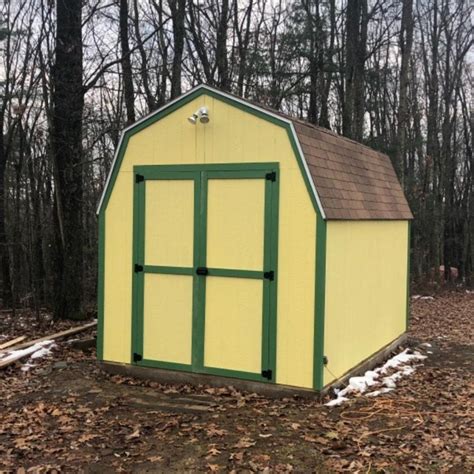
top-left (51, 0), bottom-right (84, 320)
top-left (119, 0), bottom-right (135, 124)
top-left (394, 0), bottom-right (414, 182)
top-left (0, 122), bottom-right (12, 308)
top-left (216, 0), bottom-right (230, 90)
top-left (169, 0), bottom-right (186, 98)
top-left (343, 0), bottom-right (368, 141)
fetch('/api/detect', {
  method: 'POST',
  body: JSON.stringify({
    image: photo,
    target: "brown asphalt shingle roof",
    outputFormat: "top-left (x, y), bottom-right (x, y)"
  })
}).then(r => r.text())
top-left (292, 121), bottom-right (413, 220)
top-left (242, 93), bottom-right (412, 220)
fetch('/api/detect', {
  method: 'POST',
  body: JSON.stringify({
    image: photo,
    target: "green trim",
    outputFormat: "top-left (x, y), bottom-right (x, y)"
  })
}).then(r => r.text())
top-left (200, 366), bottom-right (270, 383)
top-left (268, 168), bottom-right (279, 380)
top-left (206, 268), bottom-right (264, 279)
top-left (140, 359), bottom-right (192, 372)
top-left (136, 163), bottom-right (275, 174)
top-left (143, 265), bottom-right (193, 276)
top-left (135, 168), bottom-right (197, 180)
top-left (406, 221), bottom-right (411, 330)
top-left (131, 163), bottom-right (279, 384)
top-left (194, 170), bottom-right (208, 371)
top-left (131, 175), bottom-right (146, 362)
top-left (313, 213), bottom-right (327, 390)
top-left (96, 212), bottom-right (105, 360)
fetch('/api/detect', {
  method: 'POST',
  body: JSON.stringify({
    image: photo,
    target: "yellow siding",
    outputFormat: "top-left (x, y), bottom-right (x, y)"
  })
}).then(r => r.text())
top-left (207, 179), bottom-right (265, 271)
top-left (143, 274), bottom-right (193, 364)
top-left (323, 220), bottom-right (408, 386)
top-left (204, 277), bottom-right (263, 372)
top-left (145, 180), bottom-right (195, 267)
top-left (103, 94), bottom-right (316, 388)
top-left (103, 172), bottom-right (133, 362)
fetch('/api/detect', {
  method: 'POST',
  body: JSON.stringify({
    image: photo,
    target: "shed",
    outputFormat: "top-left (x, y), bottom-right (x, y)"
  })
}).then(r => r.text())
top-left (97, 85), bottom-right (413, 393)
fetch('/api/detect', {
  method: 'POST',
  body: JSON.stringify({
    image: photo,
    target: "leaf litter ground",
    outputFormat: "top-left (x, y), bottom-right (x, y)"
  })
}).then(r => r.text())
top-left (0, 291), bottom-right (472, 472)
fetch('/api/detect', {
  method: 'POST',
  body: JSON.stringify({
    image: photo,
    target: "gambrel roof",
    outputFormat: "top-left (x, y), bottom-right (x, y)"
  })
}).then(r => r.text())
top-left (98, 85), bottom-right (412, 220)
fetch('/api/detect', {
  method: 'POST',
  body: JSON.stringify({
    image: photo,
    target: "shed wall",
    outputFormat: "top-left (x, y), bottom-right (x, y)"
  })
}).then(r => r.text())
top-left (102, 94), bottom-right (317, 388)
top-left (323, 220), bottom-right (409, 386)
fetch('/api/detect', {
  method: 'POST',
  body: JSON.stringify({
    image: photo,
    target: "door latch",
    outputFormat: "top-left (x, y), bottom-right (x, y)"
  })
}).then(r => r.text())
top-left (264, 271), bottom-right (274, 281)
top-left (134, 264), bottom-right (143, 273)
top-left (133, 352), bottom-right (143, 362)
top-left (196, 267), bottom-right (209, 276)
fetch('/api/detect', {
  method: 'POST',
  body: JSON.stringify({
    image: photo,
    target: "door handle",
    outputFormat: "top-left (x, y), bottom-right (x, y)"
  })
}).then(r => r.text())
top-left (196, 267), bottom-right (208, 276)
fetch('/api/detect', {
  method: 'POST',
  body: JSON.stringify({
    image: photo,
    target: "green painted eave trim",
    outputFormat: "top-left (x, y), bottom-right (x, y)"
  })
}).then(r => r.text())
top-left (313, 213), bottom-right (327, 390)
top-left (97, 84), bottom-right (325, 221)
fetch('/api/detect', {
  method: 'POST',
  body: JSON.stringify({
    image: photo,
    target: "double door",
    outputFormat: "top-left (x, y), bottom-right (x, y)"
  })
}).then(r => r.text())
top-left (131, 164), bottom-right (278, 382)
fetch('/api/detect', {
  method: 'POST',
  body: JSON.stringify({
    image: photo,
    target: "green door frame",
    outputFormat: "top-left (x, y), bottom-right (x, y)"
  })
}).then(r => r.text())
top-left (131, 163), bottom-right (279, 383)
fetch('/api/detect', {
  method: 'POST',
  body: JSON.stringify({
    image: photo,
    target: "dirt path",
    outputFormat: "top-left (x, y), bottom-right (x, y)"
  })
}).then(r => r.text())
top-left (0, 292), bottom-right (472, 472)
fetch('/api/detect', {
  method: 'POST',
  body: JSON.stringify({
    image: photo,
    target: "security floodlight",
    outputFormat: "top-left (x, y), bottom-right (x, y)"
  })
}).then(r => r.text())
top-left (187, 107), bottom-right (210, 125)
top-left (188, 113), bottom-right (198, 125)
top-left (198, 107), bottom-right (209, 123)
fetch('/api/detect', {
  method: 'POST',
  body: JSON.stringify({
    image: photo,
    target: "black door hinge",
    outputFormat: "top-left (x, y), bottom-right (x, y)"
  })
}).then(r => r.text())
top-left (134, 264), bottom-right (143, 273)
top-left (135, 174), bottom-right (144, 183)
top-left (264, 271), bottom-right (274, 281)
top-left (323, 355), bottom-right (328, 365)
top-left (265, 171), bottom-right (276, 182)
top-left (196, 267), bottom-right (208, 276)
top-left (133, 352), bottom-right (143, 362)
top-left (262, 369), bottom-right (272, 380)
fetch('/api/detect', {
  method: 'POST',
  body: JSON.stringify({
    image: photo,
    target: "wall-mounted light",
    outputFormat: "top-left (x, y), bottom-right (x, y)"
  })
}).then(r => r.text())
top-left (188, 107), bottom-right (209, 125)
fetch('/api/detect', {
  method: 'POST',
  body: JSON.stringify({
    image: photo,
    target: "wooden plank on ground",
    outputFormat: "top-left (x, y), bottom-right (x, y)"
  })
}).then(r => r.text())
top-left (0, 321), bottom-right (97, 370)
top-left (0, 336), bottom-right (26, 350)
top-left (6, 321), bottom-right (97, 353)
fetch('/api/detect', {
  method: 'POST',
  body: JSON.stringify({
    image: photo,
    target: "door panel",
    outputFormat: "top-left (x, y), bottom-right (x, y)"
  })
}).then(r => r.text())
top-left (145, 180), bottom-right (194, 267)
top-left (143, 273), bottom-right (193, 364)
top-left (204, 277), bottom-right (263, 373)
top-left (206, 179), bottom-right (265, 271)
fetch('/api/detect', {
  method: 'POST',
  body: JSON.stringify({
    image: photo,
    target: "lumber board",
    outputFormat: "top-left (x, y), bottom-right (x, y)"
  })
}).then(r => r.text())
top-left (0, 336), bottom-right (26, 351)
top-left (6, 321), bottom-right (97, 353)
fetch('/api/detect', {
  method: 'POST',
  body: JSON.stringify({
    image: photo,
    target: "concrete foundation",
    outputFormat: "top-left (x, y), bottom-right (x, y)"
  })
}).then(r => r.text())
top-left (100, 333), bottom-right (408, 399)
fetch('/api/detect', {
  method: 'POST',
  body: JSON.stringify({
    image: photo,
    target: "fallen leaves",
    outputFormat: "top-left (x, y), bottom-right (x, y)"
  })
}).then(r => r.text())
top-left (0, 292), bottom-right (472, 472)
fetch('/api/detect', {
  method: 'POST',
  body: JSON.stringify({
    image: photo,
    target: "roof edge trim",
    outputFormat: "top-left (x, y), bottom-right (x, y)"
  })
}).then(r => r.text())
top-left (96, 84), bottom-right (326, 219)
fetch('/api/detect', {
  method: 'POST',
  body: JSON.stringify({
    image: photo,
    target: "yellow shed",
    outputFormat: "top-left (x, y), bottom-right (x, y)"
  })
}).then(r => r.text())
top-left (96, 85), bottom-right (413, 393)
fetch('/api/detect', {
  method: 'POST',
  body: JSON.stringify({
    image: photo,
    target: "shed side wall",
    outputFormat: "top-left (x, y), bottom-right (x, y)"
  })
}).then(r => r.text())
top-left (323, 220), bottom-right (409, 387)
top-left (103, 94), bottom-right (317, 389)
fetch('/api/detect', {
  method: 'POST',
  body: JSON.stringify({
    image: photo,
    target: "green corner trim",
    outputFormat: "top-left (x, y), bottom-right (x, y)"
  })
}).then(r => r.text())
top-left (406, 221), bottom-right (411, 330)
top-left (313, 213), bottom-right (327, 390)
top-left (97, 212), bottom-right (105, 360)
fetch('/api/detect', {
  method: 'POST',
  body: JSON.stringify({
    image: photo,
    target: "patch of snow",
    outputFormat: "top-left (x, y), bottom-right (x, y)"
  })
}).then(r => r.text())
top-left (326, 396), bottom-right (349, 406)
top-left (366, 388), bottom-right (393, 397)
top-left (379, 349), bottom-right (426, 374)
top-left (0, 340), bottom-right (55, 367)
top-left (325, 349), bottom-right (427, 407)
top-left (30, 344), bottom-right (55, 359)
top-left (412, 295), bottom-right (434, 300)
top-left (421, 342), bottom-right (432, 348)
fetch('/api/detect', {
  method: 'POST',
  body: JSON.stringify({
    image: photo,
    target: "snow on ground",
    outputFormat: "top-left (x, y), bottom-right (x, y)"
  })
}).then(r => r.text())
top-left (0, 340), bottom-right (56, 371)
top-left (412, 295), bottom-right (435, 300)
top-left (325, 348), bottom-right (427, 407)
